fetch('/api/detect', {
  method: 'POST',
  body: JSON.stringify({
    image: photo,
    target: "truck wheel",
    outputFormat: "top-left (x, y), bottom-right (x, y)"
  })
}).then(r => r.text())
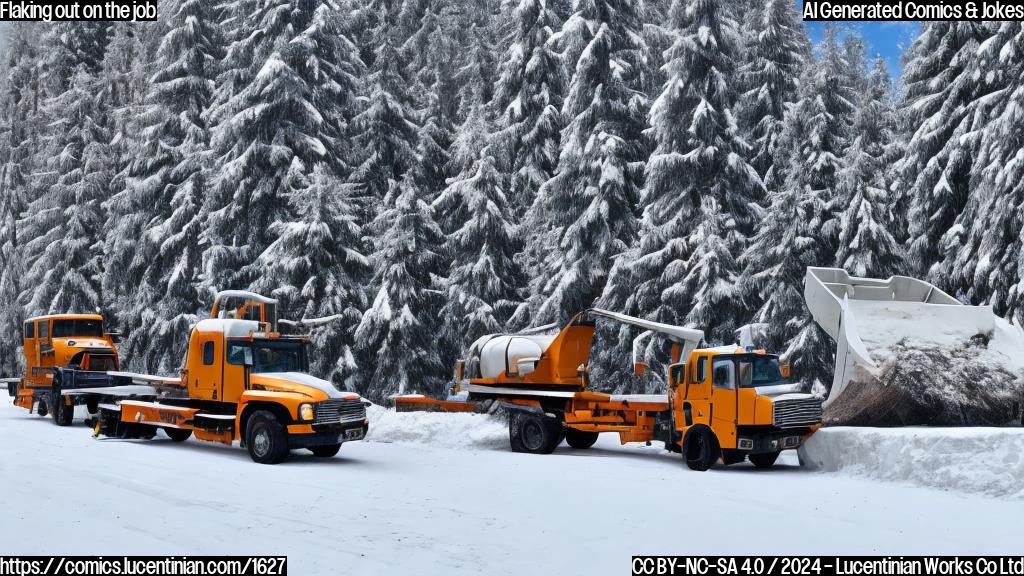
top-left (682, 426), bottom-right (720, 471)
top-left (162, 428), bottom-right (192, 442)
top-left (509, 412), bottom-right (560, 454)
top-left (565, 428), bottom-right (599, 449)
top-left (245, 410), bottom-right (290, 465)
top-left (309, 444), bottom-right (341, 458)
top-left (749, 451), bottom-right (780, 469)
top-left (52, 397), bottom-right (74, 427)
top-left (36, 399), bottom-right (48, 417)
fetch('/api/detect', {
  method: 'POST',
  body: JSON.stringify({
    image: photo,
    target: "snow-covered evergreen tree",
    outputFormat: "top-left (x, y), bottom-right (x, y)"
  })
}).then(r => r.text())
top-left (412, 103), bottom-right (453, 200)
top-left (401, 0), bottom-right (462, 124)
top-left (355, 175), bottom-right (446, 401)
top-left (942, 23), bottom-right (1024, 319)
top-left (16, 23), bottom-right (112, 316)
top-left (438, 152), bottom-right (525, 355)
top-left (252, 163), bottom-right (370, 388)
top-left (20, 65), bottom-right (112, 315)
top-left (736, 0), bottom-right (808, 183)
top-left (348, 38), bottom-right (419, 215)
top-left (490, 0), bottom-right (564, 214)
top-left (737, 31), bottom-right (861, 388)
top-left (897, 22), bottom-right (997, 281)
top-left (526, 0), bottom-right (648, 326)
top-left (603, 0), bottom-right (759, 344)
top-left (835, 57), bottom-right (904, 278)
top-left (0, 26), bottom-right (39, 375)
top-left (105, 0), bottom-right (223, 372)
top-left (207, 0), bottom-right (364, 293)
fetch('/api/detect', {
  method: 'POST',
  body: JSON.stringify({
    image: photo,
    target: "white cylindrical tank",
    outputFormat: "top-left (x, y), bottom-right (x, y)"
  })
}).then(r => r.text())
top-left (479, 335), bottom-right (555, 379)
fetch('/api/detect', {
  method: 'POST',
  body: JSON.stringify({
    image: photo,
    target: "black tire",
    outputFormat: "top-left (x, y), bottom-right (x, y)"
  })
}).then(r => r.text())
top-left (721, 449), bottom-right (746, 466)
top-left (564, 428), bottom-right (599, 449)
top-left (245, 410), bottom-right (290, 464)
top-left (36, 399), bottom-right (48, 417)
top-left (163, 428), bottom-right (192, 442)
top-left (308, 444), bottom-right (342, 458)
top-left (749, 451), bottom-right (780, 469)
top-left (52, 396), bottom-right (74, 427)
top-left (682, 426), bottom-right (720, 471)
top-left (509, 412), bottom-right (560, 454)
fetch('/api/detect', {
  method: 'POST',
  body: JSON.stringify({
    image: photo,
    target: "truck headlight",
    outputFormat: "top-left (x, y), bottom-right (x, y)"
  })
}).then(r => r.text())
top-left (737, 438), bottom-right (754, 450)
top-left (299, 403), bottom-right (315, 421)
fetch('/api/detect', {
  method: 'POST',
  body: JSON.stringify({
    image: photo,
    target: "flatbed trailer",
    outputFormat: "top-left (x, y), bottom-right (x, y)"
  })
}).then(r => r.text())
top-left (398, 309), bottom-right (822, 469)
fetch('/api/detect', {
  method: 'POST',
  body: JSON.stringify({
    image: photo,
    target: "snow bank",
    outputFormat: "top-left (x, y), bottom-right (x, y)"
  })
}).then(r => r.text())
top-left (801, 427), bottom-right (1024, 499)
top-left (364, 404), bottom-right (508, 449)
top-left (826, 300), bottom-right (1024, 426)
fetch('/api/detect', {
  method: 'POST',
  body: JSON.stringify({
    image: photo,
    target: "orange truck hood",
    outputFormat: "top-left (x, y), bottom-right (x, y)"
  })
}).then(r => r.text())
top-left (248, 372), bottom-right (359, 402)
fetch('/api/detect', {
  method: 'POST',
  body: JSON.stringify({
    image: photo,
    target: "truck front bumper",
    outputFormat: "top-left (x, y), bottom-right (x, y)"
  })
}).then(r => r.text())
top-left (737, 428), bottom-right (815, 454)
top-left (287, 420), bottom-right (369, 449)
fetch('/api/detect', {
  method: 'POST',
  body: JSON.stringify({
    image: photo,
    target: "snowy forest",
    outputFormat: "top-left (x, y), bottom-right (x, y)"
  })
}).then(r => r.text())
top-left (0, 1), bottom-right (1016, 402)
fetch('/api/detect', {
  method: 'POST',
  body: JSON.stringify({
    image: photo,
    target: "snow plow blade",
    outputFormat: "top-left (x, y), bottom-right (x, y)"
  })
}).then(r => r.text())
top-left (805, 267), bottom-right (1024, 426)
top-left (393, 395), bottom-right (477, 413)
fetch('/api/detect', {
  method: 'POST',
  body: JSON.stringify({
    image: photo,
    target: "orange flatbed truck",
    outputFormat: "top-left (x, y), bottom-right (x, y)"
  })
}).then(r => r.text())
top-left (397, 309), bottom-right (823, 470)
top-left (4, 313), bottom-right (123, 426)
top-left (61, 292), bottom-right (369, 464)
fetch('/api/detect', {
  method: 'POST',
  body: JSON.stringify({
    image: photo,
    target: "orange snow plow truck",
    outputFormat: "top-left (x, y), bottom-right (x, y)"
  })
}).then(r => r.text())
top-left (56, 292), bottom-right (369, 464)
top-left (3, 314), bottom-right (121, 426)
top-left (397, 309), bottom-right (822, 470)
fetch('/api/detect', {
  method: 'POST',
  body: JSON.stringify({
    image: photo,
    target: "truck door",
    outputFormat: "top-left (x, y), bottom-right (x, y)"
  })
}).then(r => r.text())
top-left (222, 340), bottom-right (249, 403)
top-left (22, 322), bottom-right (36, 379)
top-left (685, 355), bottom-right (711, 425)
top-left (36, 320), bottom-right (52, 384)
top-left (711, 358), bottom-right (738, 448)
top-left (187, 335), bottom-right (222, 401)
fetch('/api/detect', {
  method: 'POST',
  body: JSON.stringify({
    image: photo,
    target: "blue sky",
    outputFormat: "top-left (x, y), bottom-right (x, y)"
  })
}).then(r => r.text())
top-left (801, 13), bottom-right (921, 77)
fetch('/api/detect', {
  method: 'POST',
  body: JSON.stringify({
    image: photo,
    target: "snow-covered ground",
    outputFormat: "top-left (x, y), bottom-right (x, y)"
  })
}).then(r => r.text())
top-left (801, 426), bottom-right (1024, 499)
top-left (2, 395), bottom-right (1023, 575)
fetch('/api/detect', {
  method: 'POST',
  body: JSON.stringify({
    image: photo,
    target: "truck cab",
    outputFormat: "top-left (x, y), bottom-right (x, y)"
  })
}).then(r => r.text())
top-left (669, 347), bottom-right (822, 470)
top-left (11, 313), bottom-right (120, 424)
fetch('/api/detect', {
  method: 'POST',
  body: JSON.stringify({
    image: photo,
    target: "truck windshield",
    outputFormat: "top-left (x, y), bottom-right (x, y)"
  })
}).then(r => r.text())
top-left (737, 356), bottom-right (785, 387)
top-left (51, 319), bottom-right (104, 338)
top-left (227, 340), bottom-right (309, 374)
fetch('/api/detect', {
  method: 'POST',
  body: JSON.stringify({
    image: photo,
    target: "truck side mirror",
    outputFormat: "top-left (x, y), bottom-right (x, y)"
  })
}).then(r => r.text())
top-left (105, 332), bottom-right (121, 344)
top-left (780, 361), bottom-right (791, 378)
top-left (633, 361), bottom-right (648, 377)
top-left (242, 348), bottom-right (253, 367)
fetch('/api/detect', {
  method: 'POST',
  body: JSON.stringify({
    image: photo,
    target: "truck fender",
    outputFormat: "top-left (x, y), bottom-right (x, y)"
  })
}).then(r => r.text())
top-left (238, 391), bottom-right (303, 439)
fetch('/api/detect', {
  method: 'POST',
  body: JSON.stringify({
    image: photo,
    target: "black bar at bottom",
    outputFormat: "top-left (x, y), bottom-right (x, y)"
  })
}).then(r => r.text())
top-left (633, 556), bottom-right (1024, 576)
top-left (0, 556), bottom-right (287, 576)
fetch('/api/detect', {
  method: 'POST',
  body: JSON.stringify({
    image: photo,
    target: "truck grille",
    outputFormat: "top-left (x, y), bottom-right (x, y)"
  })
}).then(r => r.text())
top-left (772, 397), bottom-right (822, 428)
top-left (315, 399), bottom-right (366, 425)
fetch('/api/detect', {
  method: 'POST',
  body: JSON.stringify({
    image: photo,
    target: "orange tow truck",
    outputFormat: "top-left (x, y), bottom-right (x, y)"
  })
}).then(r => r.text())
top-left (3, 313), bottom-right (121, 426)
top-left (398, 309), bottom-right (822, 470)
top-left (62, 292), bottom-right (369, 464)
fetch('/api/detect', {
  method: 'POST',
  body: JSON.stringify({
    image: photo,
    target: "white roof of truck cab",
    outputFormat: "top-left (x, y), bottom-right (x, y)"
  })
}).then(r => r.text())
top-left (194, 318), bottom-right (261, 337)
